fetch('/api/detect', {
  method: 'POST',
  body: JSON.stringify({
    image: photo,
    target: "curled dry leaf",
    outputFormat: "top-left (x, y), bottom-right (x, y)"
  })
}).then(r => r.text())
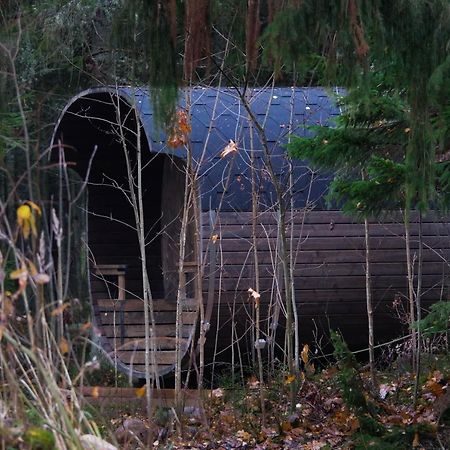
top-left (284, 373), bottom-right (296, 385)
top-left (220, 139), bottom-right (238, 158)
top-left (248, 288), bottom-right (261, 308)
top-left (59, 337), bottom-right (70, 355)
top-left (301, 344), bottom-right (310, 365)
top-left (135, 385), bottom-right (146, 398)
top-left (167, 109), bottom-right (191, 148)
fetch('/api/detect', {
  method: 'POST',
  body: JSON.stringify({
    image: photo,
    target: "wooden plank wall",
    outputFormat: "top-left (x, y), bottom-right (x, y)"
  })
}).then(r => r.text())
top-left (201, 210), bottom-right (450, 360)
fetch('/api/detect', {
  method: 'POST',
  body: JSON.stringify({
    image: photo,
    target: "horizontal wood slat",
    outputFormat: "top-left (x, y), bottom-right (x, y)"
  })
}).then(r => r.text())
top-left (203, 222), bottom-right (450, 239)
top-left (100, 311), bottom-right (197, 326)
top-left (115, 351), bottom-right (180, 365)
top-left (101, 325), bottom-right (192, 339)
top-left (211, 249), bottom-right (448, 265)
top-left (204, 210), bottom-right (446, 226)
top-left (106, 337), bottom-right (188, 351)
top-left (204, 236), bottom-right (450, 252)
top-left (97, 298), bottom-right (197, 312)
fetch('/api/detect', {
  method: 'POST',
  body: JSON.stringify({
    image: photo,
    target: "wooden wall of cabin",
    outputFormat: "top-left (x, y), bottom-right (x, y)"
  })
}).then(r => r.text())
top-left (201, 210), bottom-right (450, 363)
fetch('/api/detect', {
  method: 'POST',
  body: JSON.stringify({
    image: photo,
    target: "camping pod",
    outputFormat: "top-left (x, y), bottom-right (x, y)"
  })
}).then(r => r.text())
top-left (51, 86), bottom-right (450, 379)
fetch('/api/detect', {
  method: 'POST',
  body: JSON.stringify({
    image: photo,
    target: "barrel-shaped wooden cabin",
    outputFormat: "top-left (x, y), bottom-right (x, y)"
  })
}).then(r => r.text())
top-left (52, 86), bottom-right (450, 378)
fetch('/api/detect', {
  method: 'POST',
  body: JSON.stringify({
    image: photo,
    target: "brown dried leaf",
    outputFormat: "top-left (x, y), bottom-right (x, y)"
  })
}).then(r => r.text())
top-left (59, 337), bottom-right (70, 355)
top-left (135, 385), bottom-right (146, 398)
top-left (301, 344), bottom-right (309, 365)
top-left (91, 386), bottom-right (100, 398)
top-left (51, 303), bottom-right (70, 317)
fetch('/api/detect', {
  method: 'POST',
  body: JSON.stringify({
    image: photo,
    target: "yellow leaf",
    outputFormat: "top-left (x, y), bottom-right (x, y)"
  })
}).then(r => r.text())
top-left (10, 267), bottom-right (27, 280)
top-left (59, 337), bottom-right (70, 355)
top-left (26, 201), bottom-right (42, 215)
top-left (211, 234), bottom-right (219, 243)
top-left (301, 344), bottom-right (309, 365)
top-left (17, 204), bottom-right (32, 221)
top-left (23, 221), bottom-right (31, 239)
top-left (284, 374), bottom-right (296, 385)
top-left (135, 385), bottom-right (146, 398)
top-left (17, 202), bottom-right (41, 239)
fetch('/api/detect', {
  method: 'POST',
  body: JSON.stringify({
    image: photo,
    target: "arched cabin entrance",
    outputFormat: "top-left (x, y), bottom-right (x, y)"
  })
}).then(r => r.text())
top-left (52, 88), bottom-right (198, 378)
top-left (52, 87), bottom-right (450, 379)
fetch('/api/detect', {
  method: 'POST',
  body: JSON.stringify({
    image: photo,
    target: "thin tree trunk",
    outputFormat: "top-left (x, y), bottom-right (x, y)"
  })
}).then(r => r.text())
top-left (404, 208), bottom-right (417, 369)
top-left (364, 217), bottom-right (376, 386)
top-left (249, 111), bottom-right (266, 426)
top-left (413, 211), bottom-right (423, 405)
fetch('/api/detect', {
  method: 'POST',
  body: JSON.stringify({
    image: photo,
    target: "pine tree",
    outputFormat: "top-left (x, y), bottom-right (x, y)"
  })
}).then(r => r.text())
top-left (288, 74), bottom-right (450, 401)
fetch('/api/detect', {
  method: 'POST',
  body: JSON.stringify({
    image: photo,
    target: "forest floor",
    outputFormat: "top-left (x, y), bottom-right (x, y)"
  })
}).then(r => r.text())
top-left (86, 352), bottom-right (450, 450)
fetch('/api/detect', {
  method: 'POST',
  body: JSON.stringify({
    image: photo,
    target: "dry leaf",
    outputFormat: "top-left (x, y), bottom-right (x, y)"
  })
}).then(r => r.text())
top-left (80, 322), bottom-right (92, 332)
top-left (301, 344), bottom-right (309, 365)
top-left (236, 430), bottom-right (252, 442)
top-left (167, 110), bottom-right (191, 148)
top-left (91, 386), bottom-right (100, 398)
top-left (248, 288), bottom-right (261, 307)
top-left (220, 139), bottom-right (238, 158)
top-left (211, 234), bottom-right (219, 243)
top-left (59, 337), bottom-right (70, 355)
top-left (10, 267), bottom-right (27, 280)
top-left (51, 303), bottom-right (70, 316)
top-left (284, 374), bottom-right (296, 385)
top-left (135, 385), bottom-right (146, 398)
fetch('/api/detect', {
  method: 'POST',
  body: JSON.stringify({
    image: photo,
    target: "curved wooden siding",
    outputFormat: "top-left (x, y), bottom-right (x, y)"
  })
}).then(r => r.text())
top-left (201, 210), bottom-right (450, 356)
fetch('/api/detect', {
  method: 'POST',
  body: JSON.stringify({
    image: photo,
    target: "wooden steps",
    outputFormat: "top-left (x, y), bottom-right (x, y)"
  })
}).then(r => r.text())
top-left (95, 297), bottom-right (198, 377)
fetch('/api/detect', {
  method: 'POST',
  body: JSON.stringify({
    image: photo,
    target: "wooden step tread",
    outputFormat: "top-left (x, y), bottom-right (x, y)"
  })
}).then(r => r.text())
top-left (100, 310), bottom-right (197, 326)
top-left (102, 324), bottom-right (193, 339)
top-left (97, 298), bottom-right (197, 312)
top-left (106, 337), bottom-right (189, 351)
top-left (114, 350), bottom-right (184, 365)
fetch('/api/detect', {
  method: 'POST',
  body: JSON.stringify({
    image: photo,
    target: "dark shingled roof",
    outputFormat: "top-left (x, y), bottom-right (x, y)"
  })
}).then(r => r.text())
top-left (54, 86), bottom-right (342, 211)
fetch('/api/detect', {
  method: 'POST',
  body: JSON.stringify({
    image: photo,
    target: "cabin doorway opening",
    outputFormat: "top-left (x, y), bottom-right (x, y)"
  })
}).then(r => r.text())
top-left (53, 92), bottom-right (194, 305)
